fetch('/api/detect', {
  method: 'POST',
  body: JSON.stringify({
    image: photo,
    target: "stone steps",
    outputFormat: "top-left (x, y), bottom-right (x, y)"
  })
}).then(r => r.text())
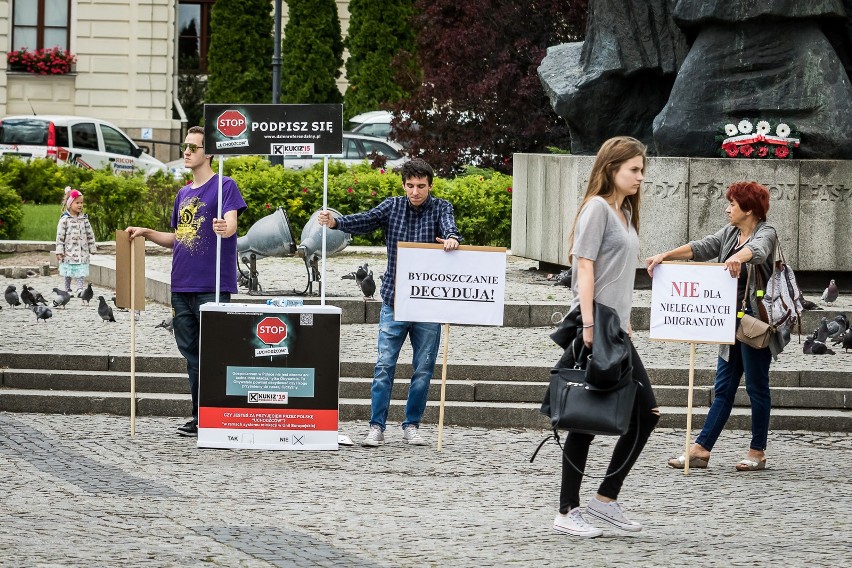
top-left (2, 352), bottom-right (849, 431)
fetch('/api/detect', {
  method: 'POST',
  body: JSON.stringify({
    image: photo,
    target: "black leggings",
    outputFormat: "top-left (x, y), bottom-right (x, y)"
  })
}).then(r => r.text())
top-left (559, 343), bottom-right (659, 513)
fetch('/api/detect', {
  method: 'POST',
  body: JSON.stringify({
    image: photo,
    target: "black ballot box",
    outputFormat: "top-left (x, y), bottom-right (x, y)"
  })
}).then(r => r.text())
top-left (197, 303), bottom-right (341, 450)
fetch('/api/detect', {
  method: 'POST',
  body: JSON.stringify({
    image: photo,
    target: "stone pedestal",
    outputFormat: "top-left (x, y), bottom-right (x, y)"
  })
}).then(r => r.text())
top-left (512, 154), bottom-right (850, 271)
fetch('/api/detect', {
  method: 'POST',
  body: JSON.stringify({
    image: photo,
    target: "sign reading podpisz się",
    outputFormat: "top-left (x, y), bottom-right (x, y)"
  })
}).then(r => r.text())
top-left (203, 104), bottom-right (343, 156)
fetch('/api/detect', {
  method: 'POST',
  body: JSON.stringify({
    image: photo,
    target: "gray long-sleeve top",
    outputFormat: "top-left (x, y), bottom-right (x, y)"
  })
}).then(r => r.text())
top-left (688, 221), bottom-right (783, 359)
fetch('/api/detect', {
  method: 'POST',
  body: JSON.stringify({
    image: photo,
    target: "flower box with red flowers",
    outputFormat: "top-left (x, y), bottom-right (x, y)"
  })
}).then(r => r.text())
top-left (716, 119), bottom-right (800, 159)
top-left (6, 47), bottom-right (77, 75)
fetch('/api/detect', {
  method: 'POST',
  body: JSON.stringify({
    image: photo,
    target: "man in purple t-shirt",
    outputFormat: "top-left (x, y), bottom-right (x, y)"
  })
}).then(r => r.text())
top-left (127, 125), bottom-right (247, 437)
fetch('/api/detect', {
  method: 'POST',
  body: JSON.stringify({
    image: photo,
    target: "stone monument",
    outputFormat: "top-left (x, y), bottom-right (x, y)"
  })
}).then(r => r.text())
top-left (540, 0), bottom-right (852, 158)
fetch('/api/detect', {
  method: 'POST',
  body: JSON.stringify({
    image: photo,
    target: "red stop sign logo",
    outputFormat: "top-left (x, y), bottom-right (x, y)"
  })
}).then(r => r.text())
top-left (217, 110), bottom-right (247, 138)
top-left (256, 317), bottom-right (287, 345)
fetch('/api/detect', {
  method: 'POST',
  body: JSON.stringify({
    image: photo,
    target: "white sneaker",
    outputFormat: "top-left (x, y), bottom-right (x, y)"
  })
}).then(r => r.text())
top-left (553, 508), bottom-right (603, 538)
top-left (586, 497), bottom-right (642, 532)
top-left (402, 425), bottom-right (427, 446)
top-left (361, 425), bottom-right (384, 447)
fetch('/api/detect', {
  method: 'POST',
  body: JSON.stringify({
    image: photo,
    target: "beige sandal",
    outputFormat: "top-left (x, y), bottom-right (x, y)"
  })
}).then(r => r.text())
top-left (667, 454), bottom-right (709, 469)
top-left (735, 456), bottom-right (767, 471)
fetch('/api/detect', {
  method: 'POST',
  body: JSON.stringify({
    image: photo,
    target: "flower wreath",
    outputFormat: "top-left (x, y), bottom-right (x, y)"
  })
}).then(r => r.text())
top-left (716, 119), bottom-right (800, 159)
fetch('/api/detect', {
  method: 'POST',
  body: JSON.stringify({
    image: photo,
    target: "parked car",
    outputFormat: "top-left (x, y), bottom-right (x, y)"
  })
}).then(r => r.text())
top-left (280, 131), bottom-right (407, 170)
top-left (347, 110), bottom-right (394, 139)
top-left (0, 115), bottom-right (166, 175)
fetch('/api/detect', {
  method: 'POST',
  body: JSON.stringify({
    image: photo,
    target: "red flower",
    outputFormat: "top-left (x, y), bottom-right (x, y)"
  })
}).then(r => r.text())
top-left (724, 145), bottom-right (739, 157)
top-left (756, 145), bottom-right (769, 158)
top-left (371, 190), bottom-right (377, 196)
top-left (506, 186), bottom-right (512, 193)
top-left (347, 187), bottom-right (353, 193)
top-left (380, 168), bottom-right (386, 174)
top-left (265, 203), bottom-right (270, 209)
top-left (302, 188), bottom-right (308, 193)
top-left (739, 144), bottom-right (754, 158)
top-left (775, 145), bottom-right (789, 159)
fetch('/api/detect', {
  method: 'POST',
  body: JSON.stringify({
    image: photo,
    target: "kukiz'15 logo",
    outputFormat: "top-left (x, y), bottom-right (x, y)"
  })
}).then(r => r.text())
top-left (256, 316), bottom-right (287, 345)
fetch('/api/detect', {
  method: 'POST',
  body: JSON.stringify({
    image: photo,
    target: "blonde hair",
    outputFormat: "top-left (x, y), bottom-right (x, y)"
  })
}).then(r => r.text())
top-left (566, 136), bottom-right (646, 261)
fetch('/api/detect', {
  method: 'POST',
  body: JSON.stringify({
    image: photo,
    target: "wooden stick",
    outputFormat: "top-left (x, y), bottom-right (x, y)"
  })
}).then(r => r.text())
top-left (436, 323), bottom-right (451, 451)
top-left (130, 240), bottom-right (137, 437)
top-left (683, 342), bottom-right (696, 475)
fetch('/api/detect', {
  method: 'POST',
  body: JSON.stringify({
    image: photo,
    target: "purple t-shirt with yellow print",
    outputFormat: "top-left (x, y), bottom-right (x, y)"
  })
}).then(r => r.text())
top-left (170, 174), bottom-right (247, 293)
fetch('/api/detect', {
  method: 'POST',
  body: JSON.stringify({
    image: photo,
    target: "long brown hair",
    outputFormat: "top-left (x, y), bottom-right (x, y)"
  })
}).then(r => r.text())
top-left (567, 136), bottom-right (646, 261)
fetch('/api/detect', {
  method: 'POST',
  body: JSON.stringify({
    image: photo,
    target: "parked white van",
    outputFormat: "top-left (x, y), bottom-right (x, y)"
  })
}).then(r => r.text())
top-left (0, 115), bottom-right (166, 175)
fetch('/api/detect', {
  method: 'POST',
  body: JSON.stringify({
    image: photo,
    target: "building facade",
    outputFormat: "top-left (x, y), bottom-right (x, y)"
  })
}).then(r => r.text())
top-left (0, 1), bottom-right (352, 163)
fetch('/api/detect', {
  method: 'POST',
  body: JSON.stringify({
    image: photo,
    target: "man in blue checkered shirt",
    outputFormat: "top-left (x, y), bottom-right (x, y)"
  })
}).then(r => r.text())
top-left (318, 158), bottom-right (462, 447)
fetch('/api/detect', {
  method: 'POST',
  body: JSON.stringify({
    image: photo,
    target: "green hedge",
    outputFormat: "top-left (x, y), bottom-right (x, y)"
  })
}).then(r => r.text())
top-left (0, 156), bottom-right (513, 247)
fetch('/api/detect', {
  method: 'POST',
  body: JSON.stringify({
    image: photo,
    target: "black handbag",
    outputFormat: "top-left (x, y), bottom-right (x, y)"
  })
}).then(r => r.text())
top-left (544, 342), bottom-right (638, 436)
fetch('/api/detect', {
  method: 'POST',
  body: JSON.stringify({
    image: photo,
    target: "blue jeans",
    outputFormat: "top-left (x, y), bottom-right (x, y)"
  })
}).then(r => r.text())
top-left (695, 337), bottom-right (772, 452)
top-left (370, 303), bottom-right (442, 431)
top-left (171, 292), bottom-right (229, 422)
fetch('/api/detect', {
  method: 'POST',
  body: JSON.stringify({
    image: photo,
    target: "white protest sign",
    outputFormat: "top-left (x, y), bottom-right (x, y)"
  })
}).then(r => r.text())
top-left (394, 243), bottom-right (506, 325)
top-left (650, 262), bottom-right (738, 344)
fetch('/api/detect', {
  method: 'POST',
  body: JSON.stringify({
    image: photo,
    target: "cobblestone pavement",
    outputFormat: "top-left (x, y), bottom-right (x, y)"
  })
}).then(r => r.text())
top-left (0, 413), bottom-right (850, 567)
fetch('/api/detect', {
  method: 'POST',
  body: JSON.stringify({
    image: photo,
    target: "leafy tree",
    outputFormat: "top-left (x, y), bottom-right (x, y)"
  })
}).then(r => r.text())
top-left (206, 0), bottom-right (273, 104)
top-left (280, 0), bottom-right (344, 104)
top-left (393, 0), bottom-right (588, 175)
top-left (343, 0), bottom-right (417, 120)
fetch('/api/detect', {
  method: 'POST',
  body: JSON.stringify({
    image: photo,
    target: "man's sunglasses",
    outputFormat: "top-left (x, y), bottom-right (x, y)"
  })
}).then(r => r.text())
top-left (180, 143), bottom-right (204, 153)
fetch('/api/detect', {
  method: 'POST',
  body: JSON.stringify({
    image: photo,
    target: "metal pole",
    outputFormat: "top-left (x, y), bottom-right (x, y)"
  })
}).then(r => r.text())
top-left (270, 0), bottom-right (284, 166)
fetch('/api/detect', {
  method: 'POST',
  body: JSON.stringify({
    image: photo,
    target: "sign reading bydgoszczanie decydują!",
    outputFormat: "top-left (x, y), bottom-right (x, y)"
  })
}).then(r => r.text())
top-left (203, 104), bottom-right (343, 156)
top-left (394, 243), bottom-right (507, 326)
top-left (649, 262), bottom-right (738, 344)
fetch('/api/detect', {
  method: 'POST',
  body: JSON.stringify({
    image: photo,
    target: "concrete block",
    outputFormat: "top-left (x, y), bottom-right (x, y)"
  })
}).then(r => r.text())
top-left (109, 354), bottom-right (185, 373)
top-left (800, 370), bottom-right (852, 388)
top-left (528, 302), bottom-right (566, 327)
top-left (511, 154), bottom-right (529, 258)
top-left (0, 352), bottom-right (110, 371)
top-left (503, 302), bottom-right (530, 327)
top-left (365, 300), bottom-right (381, 323)
top-left (474, 381), bottom-right (545, 403)
top-left (798, 160), bottom-right (852, 270)
top-left (640, 157), bottom-right (690, 267)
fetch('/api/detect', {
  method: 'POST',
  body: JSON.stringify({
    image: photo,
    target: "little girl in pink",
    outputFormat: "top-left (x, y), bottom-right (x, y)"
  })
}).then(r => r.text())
top-left (55, 187), bottom-right (97, 294)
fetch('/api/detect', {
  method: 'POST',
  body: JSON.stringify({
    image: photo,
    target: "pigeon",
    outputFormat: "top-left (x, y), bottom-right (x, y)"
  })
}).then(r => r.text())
top-left (79, 283), bottom-right (94, 305)
top-left (97, 296), bottom-right (116, 322)
top-left (821, 279), bottom-right (839, 305)
top-left (843, 330), bottom-right (852, 353)
top-left (832, 329), bottom-right (849, 346)
top-left (341, 271), bottom-right (357, 280)
top-left (4, 285), bottom-right (21, 308)
top-left (360, 270), bottom-right (376, 300)
top-left (802, 335), bottom-right (814, 355)
top-left (32, 290), bottom-right (48, 306)
top-left (800, 297), bottom-right (822, 311)
top-left (30, 304), bottom-right (52, 323)
top-left (355, 263), bottom-right (369, 285)
top-left (810, 318), bottom-right (834, 355)
top-left (52, 288), bottom-right (72, 309)
top-left (20, 284), bottom-right (36, 307)
top-left (154, 317), bottom-right (174, 334)
top-left (826, 314), bottom-right (849, 340)
top-left (551, 269), bottom-right (572, 287)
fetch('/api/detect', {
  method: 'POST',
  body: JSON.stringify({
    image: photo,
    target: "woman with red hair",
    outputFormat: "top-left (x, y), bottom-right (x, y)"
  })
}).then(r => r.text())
top-left (646, 181), bottom-right (780, 472)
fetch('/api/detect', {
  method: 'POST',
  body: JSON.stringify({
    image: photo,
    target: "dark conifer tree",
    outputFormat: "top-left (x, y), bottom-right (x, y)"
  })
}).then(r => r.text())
top-left (280, 0), bottom-right (344, 104)
top-left (206, 0), bottom-right (274, 104)
top-left (343, 0), bottom-right (417, 121)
